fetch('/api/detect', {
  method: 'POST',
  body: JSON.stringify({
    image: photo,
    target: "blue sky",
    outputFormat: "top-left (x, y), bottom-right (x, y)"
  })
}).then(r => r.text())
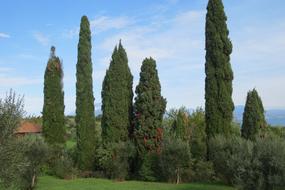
top-left (0, 0), bottom-right (285, 115)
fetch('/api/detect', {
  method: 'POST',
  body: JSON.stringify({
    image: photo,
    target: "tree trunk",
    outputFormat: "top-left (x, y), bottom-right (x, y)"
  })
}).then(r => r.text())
top-left (31, 169), bottom-right (36, 189)
top-left (176, 168), bottom-right (180, 184)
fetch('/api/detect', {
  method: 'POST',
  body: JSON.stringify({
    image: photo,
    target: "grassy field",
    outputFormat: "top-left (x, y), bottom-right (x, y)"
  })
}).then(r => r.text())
top-left (36, 176), bottom-right (236, 190)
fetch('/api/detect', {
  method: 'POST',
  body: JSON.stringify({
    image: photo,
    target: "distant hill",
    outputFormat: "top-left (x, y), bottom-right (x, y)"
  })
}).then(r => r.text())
top-left (68, 103), bottom-right (102, 116)
top-left (234, 105), bottom-right (285, 126)
top-left (69, 104), bottom-right (285, 126)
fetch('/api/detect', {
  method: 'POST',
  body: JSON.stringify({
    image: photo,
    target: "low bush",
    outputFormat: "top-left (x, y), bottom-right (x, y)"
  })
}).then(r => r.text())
top-left (209, 135), bottom-right (285, 190)
top-left (45, 145), bottom-right (77, 179)
top-left (137, 152), bottom-right (161, 182)
top-left (188, 160), bottom-right (215, 183)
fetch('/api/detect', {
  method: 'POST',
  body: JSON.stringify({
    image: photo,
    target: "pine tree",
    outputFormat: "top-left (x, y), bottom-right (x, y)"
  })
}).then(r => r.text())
top-left (241, 89), bottom-right (267, 140)
top-left (205, 0), bottom-right (234, 138)
top-left (134, 57), bottom-right (166, 154)
top-left (42, 46), bottom-right (65, 146)
top-left (75, 16), bottom-right (96, 170)
top-left (101, 41), bottom-right (133, 143)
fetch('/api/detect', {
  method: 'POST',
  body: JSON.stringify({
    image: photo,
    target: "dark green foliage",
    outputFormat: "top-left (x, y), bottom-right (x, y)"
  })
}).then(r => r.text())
top-left (52, 157), bottom-right (75, 180)
top-left (75, 16), bottom-right (96, 170)
top-left (137, 152), bottom-right (161, 182)
top-left (134, 57), bottom-right (166, 154)
top-left (189, 160), bottom-right (215, 183)
top-left (205, 0), bottom-right (234, 138)
top-left (43, 46), bottom-right (65, 146)
top-left (95, 142), bottom-right (135, 180)
top-left (209, 135), bottom-right (285, 190)
top-left (101, 42), bottom-right (133, 143)
top-left (241, 89), bottom-right (267, 140)
top-left (159, 137), bottom-right (191, 184)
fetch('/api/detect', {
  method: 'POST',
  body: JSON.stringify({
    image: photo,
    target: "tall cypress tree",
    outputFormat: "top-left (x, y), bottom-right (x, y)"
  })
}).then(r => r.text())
top-left (101, 41), bottom-right (133, 143)
top-left (205, 0), bottom-right (234, 138)
top-left (75, 16), bottom-right (96, 170)
top-left (134, 57), bottom-right (166, 154)
top-left (241, 89), bottom-right (267, 140)
top-left (42, 46), bottom-right (65, 146)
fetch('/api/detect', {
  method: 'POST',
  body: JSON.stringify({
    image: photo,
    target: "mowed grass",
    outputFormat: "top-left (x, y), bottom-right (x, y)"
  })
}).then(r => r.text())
top-left (36, 176), bottom-right (236, 190)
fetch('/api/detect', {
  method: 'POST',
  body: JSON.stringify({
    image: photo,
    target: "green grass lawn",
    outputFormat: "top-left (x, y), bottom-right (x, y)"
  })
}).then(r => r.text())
top-left (36, 176), bottom-right (236, 190)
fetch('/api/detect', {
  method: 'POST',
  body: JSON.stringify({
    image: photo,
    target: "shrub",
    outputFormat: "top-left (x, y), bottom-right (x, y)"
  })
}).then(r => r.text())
top-left (209, 135), bottom-right (258, 186)
top-left (95, 141), bottom-right (135, 180)
top-left (188, 160), bottom-right (215, 183)
top-left (137, 152), bottom-right (161, 182)
top-left (46, 146), bottom-right (77, 179)
top-left (53, 154), bottom-right (76, 179)
top-left (209, 135), bottom-right (285, 190)
top-left (253, 138), bottom-right (285, 190)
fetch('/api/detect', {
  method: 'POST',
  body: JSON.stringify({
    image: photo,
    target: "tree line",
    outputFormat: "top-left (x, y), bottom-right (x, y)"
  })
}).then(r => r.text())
top-left (43, 0), bottom-right (269, 169)
top-left (1, 0), bottom-right (284, 189)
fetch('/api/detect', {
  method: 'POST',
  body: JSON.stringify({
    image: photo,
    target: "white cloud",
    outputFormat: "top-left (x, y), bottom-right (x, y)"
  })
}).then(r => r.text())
top-left (0, 67), bottom-right (13, 72)
top-left (64, 15), bottom-right (134, 38)
top-left (94, 10), bottom-right (206, 109)
top-left (33, 32), bottom-right (50, 46)
top-left (90, 16), bottom-right (134, 34)
top-left (0, 32), bottom-right (10, 38)
top-left (63, 27), bottom-right (79, 39)
top-left (94, 9), bottom-right (285, 110)
top-left (231, 22), bottom-right (285, 108)
top-left (0, 77), bottom-right (42, 86)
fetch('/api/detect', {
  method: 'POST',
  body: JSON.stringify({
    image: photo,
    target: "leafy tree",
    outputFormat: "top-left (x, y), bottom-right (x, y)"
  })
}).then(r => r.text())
top-left (0, 90), bottom-right (24, 145)
top-left (205, 0), bottom-right (234, 139)
top-left (159, 137), bottom-right (191, 184)
top-left (101, 41), bottom-right (133, 143)
top-left (241, 89), bottom-right (267, 140)
top-left (189, 108), bottom-right (207, 160)
top-left (43, 46), bottom-right (65, 146)
top-left (0, 92), bottom-right (47, 189)
top-left (134, 57), bottom-right (166, 154)
top-left (171, 107), bottom-right (190, 141)
top-left (75, 15), bottom-right (96, 170)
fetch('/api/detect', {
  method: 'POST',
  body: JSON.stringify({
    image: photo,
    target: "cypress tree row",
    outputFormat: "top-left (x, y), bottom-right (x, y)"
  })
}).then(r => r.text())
top-left (101, 41), bottom-right (133, 143)
top-left (75, 16), bottom-right (96, 170)
top-left (205, 0), bottom-right (234, 138)
top-left (134, 57), bottom-right (166, 154)
top-left (241, 89), bottom-right (267, 140)
top-left (43, 46), bottom-right (65, 146)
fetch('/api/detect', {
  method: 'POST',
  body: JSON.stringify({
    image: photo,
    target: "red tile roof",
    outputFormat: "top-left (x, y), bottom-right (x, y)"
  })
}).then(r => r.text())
top-left (15, 121), bottom-right (42, 134)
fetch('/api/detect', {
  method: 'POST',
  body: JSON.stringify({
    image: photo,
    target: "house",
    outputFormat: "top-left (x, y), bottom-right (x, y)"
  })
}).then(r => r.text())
top-left (15, 121), bottom-right (42, 137)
